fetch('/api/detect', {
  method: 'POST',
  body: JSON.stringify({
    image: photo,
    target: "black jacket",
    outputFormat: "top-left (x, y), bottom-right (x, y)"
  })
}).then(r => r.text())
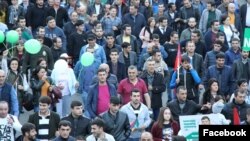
top-left (153, 26), bottom-right (173, 45)
top-left (61, 114), bottom-right (91, 138)
top-left (222, 99), bottom-right (250, 124)
top-left (100, 111), bottom-right (131, 141)
top-left (108, 61), bottom-right (126, 82)
top-left (28, 111), bottom-right (60, 140)
top-left (167, 99), bottom-right (203, 122)
top-left (182, 53), bottom-right (204, 78)
top-left (140, 71), bottom-right (166, 108)
top-left (47, 6), bottom-right (68, 28)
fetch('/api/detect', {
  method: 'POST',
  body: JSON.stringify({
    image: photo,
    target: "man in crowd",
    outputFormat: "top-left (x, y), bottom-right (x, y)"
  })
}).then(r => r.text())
top-left (28, 96), bottom-right (60, 140)
top-left (0, 101), bottom-right (22, 141)
top-left (62, 101), bottom-right (91, 138)
top-left (53, 120), bottom-right (75, 141)
top-left (100, 96), bottom-right (131, 141)
top-left (16, 123), bottom-right (37, 141)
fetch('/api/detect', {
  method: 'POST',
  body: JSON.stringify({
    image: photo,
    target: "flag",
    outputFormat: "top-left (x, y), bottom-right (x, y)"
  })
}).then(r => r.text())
top-left (233, 107), bottom-right (240, 125)
top-left (174, 44), bottom-right (182, 71)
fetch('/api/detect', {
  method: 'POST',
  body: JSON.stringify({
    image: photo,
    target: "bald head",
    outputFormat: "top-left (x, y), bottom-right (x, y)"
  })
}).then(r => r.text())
top-left (140, 132), bottom-right (153, 141)
top-left (99, 63), bottom-right (110, 73)
top-left (0, 70), bottom-right (6, 86)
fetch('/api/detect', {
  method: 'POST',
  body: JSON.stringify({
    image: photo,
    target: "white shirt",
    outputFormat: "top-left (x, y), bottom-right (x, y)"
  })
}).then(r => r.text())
top-left (86, 133), bottom-right (115, 141)
top-left (95, 4), bottom-right (101, 15)
top-left (0, 115), bottom-right (22, 141)
top-left (246, 3), bottom-right (250, 26)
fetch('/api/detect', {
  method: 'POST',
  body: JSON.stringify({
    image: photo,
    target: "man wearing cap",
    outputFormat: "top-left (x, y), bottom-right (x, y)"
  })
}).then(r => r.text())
top-left (79, 33), bottom-right (107, 64)
top-left (99, 96), bottom-right (131, 141)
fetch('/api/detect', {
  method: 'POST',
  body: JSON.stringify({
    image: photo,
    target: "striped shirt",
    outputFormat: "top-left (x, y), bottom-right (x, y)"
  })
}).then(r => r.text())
top-left (37, 113), bottom-right (50, 141)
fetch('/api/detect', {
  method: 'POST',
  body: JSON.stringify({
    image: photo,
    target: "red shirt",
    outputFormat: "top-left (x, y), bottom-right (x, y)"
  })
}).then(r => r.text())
top-left (117, 78), bottom-right (148, 104)
top-left (97, 84), bottom-right (110, 115)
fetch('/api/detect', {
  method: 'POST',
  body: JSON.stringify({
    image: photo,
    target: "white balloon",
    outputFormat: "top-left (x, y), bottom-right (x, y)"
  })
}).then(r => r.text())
top-left (54, 59), bottom-right (68, 72)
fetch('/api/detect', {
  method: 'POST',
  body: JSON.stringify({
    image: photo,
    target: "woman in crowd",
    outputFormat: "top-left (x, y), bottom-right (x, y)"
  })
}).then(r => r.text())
top-left (51, 59), bottom-right (78, 118)
top-left (139, 17), bottom-right (156, 49)
top-left (151, 107), bottom-right (180, 141)
top-left (37, 58), bottom-right (52, 76)
top-left (30, 66), bottom-right (53, 112)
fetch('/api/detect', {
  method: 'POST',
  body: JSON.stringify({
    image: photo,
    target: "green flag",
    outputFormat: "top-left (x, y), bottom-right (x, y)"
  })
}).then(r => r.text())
top-left (243, 28), bottom-right (250, 51)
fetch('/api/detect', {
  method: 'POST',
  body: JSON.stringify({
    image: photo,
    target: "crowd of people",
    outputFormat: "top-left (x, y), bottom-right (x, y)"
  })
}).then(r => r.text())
top-left (1, 0), bottom-right (250, 140)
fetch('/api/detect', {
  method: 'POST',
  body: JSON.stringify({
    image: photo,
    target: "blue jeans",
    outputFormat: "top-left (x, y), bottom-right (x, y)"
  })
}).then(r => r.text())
top-left (167, 67), bottom-right (176, 102)
top-left (82, 91), bottom-right (90, 118)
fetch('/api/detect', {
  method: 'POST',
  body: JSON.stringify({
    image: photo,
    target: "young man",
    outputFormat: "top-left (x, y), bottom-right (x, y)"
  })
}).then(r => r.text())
top-left (100, 96), bottom-right (131, 141)
top-left (53, 120), bottom-right (75, 141)
top-left (16, 123), bottom-right (38, 141)
top-left (28, 96), bottom-right (60, 140)
top-left (241, 108), bottom-right (250, 125)
top-left (120, 89), bottom-right (151, 141)
top-left (200, 116), bottom-right (211, 125)
top-left (0, 101), bottom-right (22, 141)
top-left (61, 101), bottom-right (91, 138)
top-left (86, 68), bottom-right (117, 118)
top-left (86, 118), bottom-right (115, 141)
top-left (170, 56), bottom-right (201, 103)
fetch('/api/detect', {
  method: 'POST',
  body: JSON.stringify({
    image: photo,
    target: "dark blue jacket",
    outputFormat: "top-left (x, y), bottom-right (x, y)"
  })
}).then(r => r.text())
top-left (87, 82), bottom-right (117, 118)
top-left (225, 48), bottom-right (241, 66)
top-left (203, 65), bottom-right (235, 96)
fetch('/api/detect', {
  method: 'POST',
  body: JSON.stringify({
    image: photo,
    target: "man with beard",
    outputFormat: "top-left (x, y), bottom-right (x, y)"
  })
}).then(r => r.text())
top-left (199, 0), bottom-right (222, 35)
top-left (180, 17), bottom-right (202, 42)
top-left (120, 89), bottom-right (151, 141)
top-left (232, 50), bottom-right (250, 82)
top-left (16, 123), bottom-right (38, 141)
top-left (86, 118), bottom-right (115, 141)
top-left (204, 40), bottom-right (223, 70)
top-left (100, 96), bottom-right (131, 141)
top-left (203, 52), bottom-right (235, 100)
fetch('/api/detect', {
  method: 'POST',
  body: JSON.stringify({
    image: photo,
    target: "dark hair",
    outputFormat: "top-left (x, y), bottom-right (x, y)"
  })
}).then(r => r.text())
top-left (168, 2), bottom-right (175, 9)
top-left (75, 20), bottom-right (84, 27)
top-left (207, 0), bottom-right (216, 7)
top-left (216, 32), bottom-right (225, 38)
top-left (110, 48), bottom-right (119, 54)
top-left (70, 100), bottom-right (82, 109)
top-left (152, 34), bottom-right (159, 39)
top-left (36, 58), bottom-right (48, 69)
top-left (39, 96), bottom-right (52, 105)
top-left (122, 24), bottom-right (131, 30)
top-left (32, 66), bottom-right (46, 80)
top-left (131, 88), bottom-right (140, 96)
top-left (201, 116), bottom-right (210, 121)
top-left (152, 48), bottom-right (161, 56)
top-left (231, 38), bottom-right (240, 43)
top-left (237, 79), bottom-right (248, 87)
top-left (91, 118), bottom-right (105, 128)
top-left (59, 120), bottom-right (72, 128)
top-left (176, 86), bottom-right (187, 94)
top-left (46, 16), bottom-right (55, 23)
top-left (97, 68), bottom-right (107, 74)
top-left (210, 20), bottom-right (219, 27)
top-left (220, 14), bottom-right (229, 24)
top-left (213, 40), bottom-right (223, 47)
top-left (8, 57), bottom-right (20, 72)
top-left (121, 42), bottom-right (130, 48)
top-left (214, 95), bottom-right (225, 102)
top-left (215, 52), bottom-right (225, 59)
top-left (21, 123), bottom-right (36, 136)
top-left (170, 31), bottom-right (178, 37)
top-left (157, 107), bottom-right (175, 128)
top-left (192, 30), bottom-right (201, 37)
top-left (158, 16), bottom-right (167, 23)
top-left (181, 55), bottom-right (191, 63)
top-left (234, 89), bottom-right (246, 97)
top-left (110, 96), bottom-right (121, 105)
top-left (185, 41), bottom-right (195, 47)
top-left (17, 16), bottom-right (25, 23)
top-left (203, 78), bottom-right (221, 104)
top-left (37, 26), bottom-right (45, 32)
top-left (105, 32), bottom-right (114, 38)
top-left (93, 20), bottom-right (101, 27)
top-left (52, 37), bottom-right (60, 43)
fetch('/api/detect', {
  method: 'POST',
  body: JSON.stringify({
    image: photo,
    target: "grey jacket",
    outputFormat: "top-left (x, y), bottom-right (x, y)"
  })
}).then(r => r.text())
top-left (118, 51), bottom-right (138, 66)
top-left (199, 9), bottom-right (222, 34)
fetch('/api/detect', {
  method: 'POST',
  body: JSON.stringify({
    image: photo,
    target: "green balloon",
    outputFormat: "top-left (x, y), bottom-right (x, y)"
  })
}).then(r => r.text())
top-left (80, 52), bottom-right (94, 67)
top-left (24, 39), bottom-right (42, 54)
top-left (6, 30), bottom-right (19, 44)
top-left (0, 31), bottom-right (4, 43)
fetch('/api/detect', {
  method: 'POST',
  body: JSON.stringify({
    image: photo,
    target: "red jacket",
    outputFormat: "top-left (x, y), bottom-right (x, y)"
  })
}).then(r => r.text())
top-left (151, 121), bottom-right (180, 141)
